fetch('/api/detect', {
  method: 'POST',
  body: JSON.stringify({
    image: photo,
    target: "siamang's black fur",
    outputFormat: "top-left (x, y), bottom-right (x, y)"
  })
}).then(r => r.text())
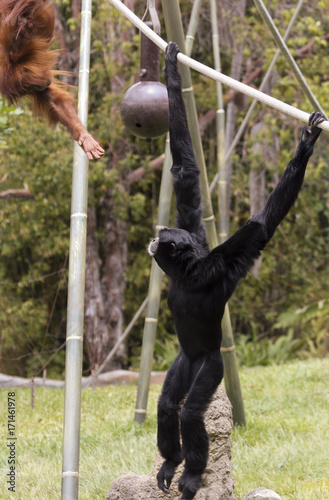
top-left (148, 42), bottom-right (325, 499)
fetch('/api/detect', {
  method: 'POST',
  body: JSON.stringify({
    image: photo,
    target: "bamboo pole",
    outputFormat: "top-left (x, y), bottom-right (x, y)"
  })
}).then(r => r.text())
top-left (209, 0), bottom-right (306, 193)
top-left (208, 0), bottom-right (305, 423)
top-left (210, 0), bottom-right (226, 243)
top-left (94, 297), bottom-right (148, 378)
top-left (161, 0), bottom-right (217, 247)
top-left (253, 0), bottom-right (326, 116)
top-left (185, 0), bottom-right (203, 57)
top-left (109, 0), bottom-right (329, 132)
top-left (210, 0), bottom-right (245, 426)
top-left (134, 137), bottom-right (172, 424)
top-left (61, 1), bottom-right (91, 498)
top-left (134, 1), bottom-right (205, 424)
top-left (134, 0), bottom-right (246, 425)
top-left (161, 0), bottom-right (245, 425)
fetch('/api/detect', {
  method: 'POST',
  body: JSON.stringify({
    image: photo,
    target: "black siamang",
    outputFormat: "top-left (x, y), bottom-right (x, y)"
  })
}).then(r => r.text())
top-left (148, 41), bottom-right (325, 499)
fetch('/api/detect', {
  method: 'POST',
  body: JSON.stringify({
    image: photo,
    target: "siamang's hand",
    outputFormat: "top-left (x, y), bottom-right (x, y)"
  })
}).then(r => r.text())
top-left (164, 42), bottom-right (181, 86)
top-left (165, 41), bottom-right (181, 63)
top-left (301, 111), bottom-right (326, 147)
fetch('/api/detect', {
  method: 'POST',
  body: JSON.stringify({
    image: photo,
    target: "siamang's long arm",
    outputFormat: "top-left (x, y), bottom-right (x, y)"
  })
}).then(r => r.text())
top-left (253, 116), bottom-right (324, 238)
top-left (165, 42), bottom-right (206, 240)
top-left (204, 112), bottom-right (325, 294)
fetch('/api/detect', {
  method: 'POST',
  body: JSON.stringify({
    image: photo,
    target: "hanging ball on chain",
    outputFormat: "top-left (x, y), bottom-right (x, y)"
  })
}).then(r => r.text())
top-left (120, 21), bottom-right (169, 140)
top-left (120, 81), bottom-right (168, 139)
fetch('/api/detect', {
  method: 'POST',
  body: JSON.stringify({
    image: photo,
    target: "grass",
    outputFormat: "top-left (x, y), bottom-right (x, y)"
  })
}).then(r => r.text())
top-left (0, 358), bottom-right (328, 499)
top-left (233, 358), bottom-right (329, 499)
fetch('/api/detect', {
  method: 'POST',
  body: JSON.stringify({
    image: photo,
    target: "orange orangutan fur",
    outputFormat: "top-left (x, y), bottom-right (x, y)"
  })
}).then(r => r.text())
top-left (0, 0), bottom-right (104, 159)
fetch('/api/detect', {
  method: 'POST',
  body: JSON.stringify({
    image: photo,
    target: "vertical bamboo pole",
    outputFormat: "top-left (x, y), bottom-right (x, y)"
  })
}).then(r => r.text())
top-left (209, 0), bottom-right (306, 194)
top-left (210, 0), bottom-right (226, 243)
top-left (161, 0), bottom-right (245, 425)
top-left (253, 0), bottom-right (326, 116)
top-left (185, 0), bottom-right (203, 57)
top-left (134, 1), bottom-right (205, 424)
top-left (61, 1), bottom-right (91, 498)
top-left (210, 0), bottom-right (245, 426)
top-left (134, 137), bottom-right (172, 423)
top-left (161, 0), bottom-right (217, 247)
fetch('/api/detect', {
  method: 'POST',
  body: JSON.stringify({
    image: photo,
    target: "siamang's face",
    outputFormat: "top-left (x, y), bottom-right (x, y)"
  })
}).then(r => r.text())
top-left (148, 228), bottom-right (203, 279)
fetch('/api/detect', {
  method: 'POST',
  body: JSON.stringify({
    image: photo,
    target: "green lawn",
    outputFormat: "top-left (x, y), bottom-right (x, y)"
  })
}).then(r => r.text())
top-left (0, 358), bottom-right (328, 499)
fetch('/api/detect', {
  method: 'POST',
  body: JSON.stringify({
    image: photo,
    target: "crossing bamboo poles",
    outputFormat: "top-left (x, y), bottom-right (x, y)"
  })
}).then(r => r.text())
top-left (162, 0), bottom-right (246, 426)
top-left (210, 0), bottom-right (306, 193)
top-left (253, 0), bottom-right (326, 117)
top-left (135, 0), bottom-right (246, 426)
top-left (61, 1), bottom-right (92, 498)
top-left (94, 0), bottom-right (308, 379)
top-left (109, 0), bottom-right (329, 131)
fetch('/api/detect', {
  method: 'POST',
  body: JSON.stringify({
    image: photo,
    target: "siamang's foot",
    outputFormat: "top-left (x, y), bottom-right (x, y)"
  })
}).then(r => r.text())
top-left (157, 459), bottom-right (179, 494)
top-left (301, 111), bottom-right (326, 147)
top-left (78, 131), bottom-right (105, 160)
top-left (178, 470), bottom-right (202, 499)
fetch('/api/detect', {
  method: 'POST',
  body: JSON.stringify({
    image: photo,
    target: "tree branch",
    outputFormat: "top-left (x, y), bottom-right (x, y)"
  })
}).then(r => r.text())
top-left (126, 153), bottom-right (165, 186)
top-left (0, 189), bottom-right (34, 200)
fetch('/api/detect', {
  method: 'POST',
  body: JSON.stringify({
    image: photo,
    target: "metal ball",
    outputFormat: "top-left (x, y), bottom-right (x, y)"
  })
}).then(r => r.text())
top-left (120, 81), bottom-right (169, 139)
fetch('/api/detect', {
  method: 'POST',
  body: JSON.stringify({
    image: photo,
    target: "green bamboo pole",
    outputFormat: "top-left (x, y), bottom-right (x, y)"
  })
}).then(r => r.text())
top-left (185, 0), bottom-right (203, 57)
top-left (210, 0), bottom-right (245, 426)
top-left (61, 1), bottom-right (91, 498)
top-left (134, 137), bottom-right (172, 423)
top-left (134, 0), bottom-right (206, 424)
top-left (209, 0), bottom-right (306, 194)
top-left (207, 0), bottom-right (305, 423)
top-left (253, 0), bottom-right (326, 116)
top-left (210, 0), bottom-right (226, 243)
top-left (109, 0), bottom-right (329, 131)
top-left (161, 0), bottom-right (217, 247)
top-left (94, 297), bottom-right (148, 378)
top-left (161, 0), bottom-right (245, 425)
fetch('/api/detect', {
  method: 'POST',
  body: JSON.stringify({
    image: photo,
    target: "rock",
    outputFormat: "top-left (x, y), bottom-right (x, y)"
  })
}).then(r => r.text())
top-left (241, 488), bottom-right (282, 500)
top-left (106, 385), bottom-right (236, 500)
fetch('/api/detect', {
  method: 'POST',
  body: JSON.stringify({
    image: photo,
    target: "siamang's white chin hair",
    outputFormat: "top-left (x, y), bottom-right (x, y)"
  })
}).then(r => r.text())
top-left (148, 237), bottom-right (159, 256)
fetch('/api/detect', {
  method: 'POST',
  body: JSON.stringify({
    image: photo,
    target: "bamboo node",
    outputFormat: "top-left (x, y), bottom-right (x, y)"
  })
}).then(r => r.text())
top-left (62, 471), bottom-right (79, 478)
top-left (66, 335), bottom-right (84, 342)
top-left (145, 317), bottom-right (158, 323)
top-left (182, 86), bottom-right (193, 93)
top-left (135, 409), bottom-right (147, 414)
top-left (71, 212), bottom-right (87, 218)
top-left (221, 345), bottom-right (235, 352)
top-left (203, 214), bottom-right (215, 222)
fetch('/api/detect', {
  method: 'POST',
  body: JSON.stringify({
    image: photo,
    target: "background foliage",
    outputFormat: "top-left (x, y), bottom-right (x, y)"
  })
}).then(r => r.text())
top-left (0, 0), bottom-right (329, 377)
